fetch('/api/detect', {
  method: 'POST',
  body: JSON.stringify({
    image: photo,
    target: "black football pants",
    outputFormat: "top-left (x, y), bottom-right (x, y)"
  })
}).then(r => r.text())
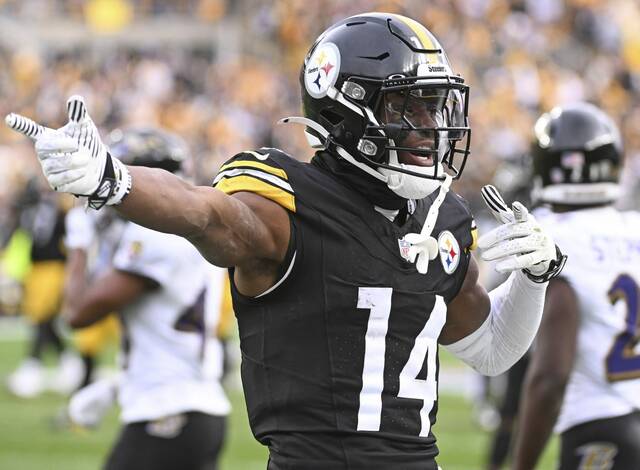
top-left (560, 411), bottom-right (640, 470)
top-left (104, 412), bottom-right (226, 470)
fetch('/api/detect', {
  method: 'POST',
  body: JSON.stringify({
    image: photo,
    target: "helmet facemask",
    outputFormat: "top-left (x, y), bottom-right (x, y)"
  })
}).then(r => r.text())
top-left (351, 73), bottom-right (470, 199)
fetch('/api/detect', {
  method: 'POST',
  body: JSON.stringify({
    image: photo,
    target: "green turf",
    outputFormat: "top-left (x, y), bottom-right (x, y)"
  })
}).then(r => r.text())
top-left (0, 336), bottom-right (557, 469)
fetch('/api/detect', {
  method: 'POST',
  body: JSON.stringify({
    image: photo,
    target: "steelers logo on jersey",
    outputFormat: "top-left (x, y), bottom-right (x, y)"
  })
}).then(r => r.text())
top-left (304, 42), bottom-right (341, 99)
top-left (438, 230), bottom-right (460, 274)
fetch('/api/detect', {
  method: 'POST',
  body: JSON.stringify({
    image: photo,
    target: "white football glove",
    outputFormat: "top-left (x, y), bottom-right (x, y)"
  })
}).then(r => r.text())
top-left (5, 96), bottom-right (131, 209)
top-left (68, 376), bottom-right (118, 429)
top-left (64, 206), bottom-right (97, 250)
top-left (478, 185), bottom-right (566, 283)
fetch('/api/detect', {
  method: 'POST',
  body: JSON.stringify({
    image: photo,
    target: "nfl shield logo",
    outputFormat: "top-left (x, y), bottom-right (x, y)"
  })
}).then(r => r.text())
top-left (398, 238), bottom-right (412, 262)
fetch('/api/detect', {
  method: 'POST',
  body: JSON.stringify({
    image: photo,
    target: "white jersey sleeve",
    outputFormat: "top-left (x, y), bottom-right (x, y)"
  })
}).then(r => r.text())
top-left (534, 206), bottom-right (640, 433)
top-left (113, 223), bottom-right (180, 287)
top-left (111, 222), bottom-right (231, 423)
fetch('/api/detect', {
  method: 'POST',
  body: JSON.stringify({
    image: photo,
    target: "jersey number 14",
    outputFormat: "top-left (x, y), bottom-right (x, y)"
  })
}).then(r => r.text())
top-left (356, 287), bottom-right (447, 437)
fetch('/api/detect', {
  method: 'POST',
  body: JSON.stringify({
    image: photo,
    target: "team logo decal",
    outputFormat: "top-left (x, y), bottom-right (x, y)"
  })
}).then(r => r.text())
top-left (127, 240), bottom-right (143, 260)
top-left (146, 414), bottom-right (187, 438)
top-left (304, 42), bottom-right (340, 98)
top-left (438, 231), bottom-right (460, 274)
top-left (398, 238), bottom-right (412, 262)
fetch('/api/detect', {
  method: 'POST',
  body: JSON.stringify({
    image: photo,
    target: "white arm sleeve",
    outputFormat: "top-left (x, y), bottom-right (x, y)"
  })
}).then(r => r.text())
top-left (444, 270), bottom-right (547, 376)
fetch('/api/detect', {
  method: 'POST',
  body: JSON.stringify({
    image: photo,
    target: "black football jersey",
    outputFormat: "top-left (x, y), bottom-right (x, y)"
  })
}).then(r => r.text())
top-left (23, 197), bottom-right (66, 262)
top-left (213, 149), bottom-right (476, 470)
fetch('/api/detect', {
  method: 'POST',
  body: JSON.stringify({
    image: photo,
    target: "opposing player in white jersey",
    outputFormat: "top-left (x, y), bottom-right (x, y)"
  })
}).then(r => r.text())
top-left (513, 103), bottom-right (640, 470)
top-left (64, 202), bottom-right (124, 391)
top-left (63, 128), bottom-right (230, 470)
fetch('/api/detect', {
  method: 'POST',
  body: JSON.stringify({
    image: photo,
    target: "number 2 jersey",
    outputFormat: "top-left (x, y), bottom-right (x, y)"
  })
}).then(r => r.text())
top-left (213, 148), bottom-right (476, 469)
top-left (111, 221), bottom-right (231, 423)
top-left (534, 206), bottom-right (640, 433)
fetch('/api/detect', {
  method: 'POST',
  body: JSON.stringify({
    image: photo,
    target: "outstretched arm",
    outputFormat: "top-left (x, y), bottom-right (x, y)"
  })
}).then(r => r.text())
top-left (120, 166), bottom-right (290, 271)
top-left (119, 167), bottom-right (290, 296)
top-left (6, 97), bottom-right (291, 296)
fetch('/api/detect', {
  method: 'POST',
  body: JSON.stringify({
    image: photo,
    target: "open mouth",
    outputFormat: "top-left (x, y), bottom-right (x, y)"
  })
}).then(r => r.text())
top-left (402, 143), bottom-right (436, 166)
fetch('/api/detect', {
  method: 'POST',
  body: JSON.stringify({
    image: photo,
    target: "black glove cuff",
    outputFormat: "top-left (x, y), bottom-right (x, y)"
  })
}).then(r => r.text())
top-left (87, 152), bottom-right (116, 210)
top-left (523, 245), bottom-right (568, 284)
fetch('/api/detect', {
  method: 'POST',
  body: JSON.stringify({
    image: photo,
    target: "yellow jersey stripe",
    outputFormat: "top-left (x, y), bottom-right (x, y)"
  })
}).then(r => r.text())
top-left (215, 175), bottom-right (296, 213)
top-left (215, 274), bottom-right (234, 339)
top-left (219, 159), bottom-right (288, 180)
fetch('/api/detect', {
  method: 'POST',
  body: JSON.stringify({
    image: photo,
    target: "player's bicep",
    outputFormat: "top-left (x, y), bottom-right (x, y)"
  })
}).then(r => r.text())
top-left (439, 256), bottom-right (491, 345)
top-left (188, 188), bottom-right (291, 269)
top-left (119, 166), bottom-right (287, 268)
top-left (199, 151), bottom-right (295, 269)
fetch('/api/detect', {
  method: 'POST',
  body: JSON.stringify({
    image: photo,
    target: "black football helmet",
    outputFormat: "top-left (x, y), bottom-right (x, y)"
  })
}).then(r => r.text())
top-left (288, 12), bottom-right (470, 195)
top-left (492, 153), bottom-right (533, 209)
top-left (531, 102), bottom-right (622, 205)
top-left (107, 127), bottom-right (188, 174)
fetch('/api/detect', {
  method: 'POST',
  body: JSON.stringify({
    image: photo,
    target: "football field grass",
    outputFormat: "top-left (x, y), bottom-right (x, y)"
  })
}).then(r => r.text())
top-left (0, 332), bottom-right (557, 470)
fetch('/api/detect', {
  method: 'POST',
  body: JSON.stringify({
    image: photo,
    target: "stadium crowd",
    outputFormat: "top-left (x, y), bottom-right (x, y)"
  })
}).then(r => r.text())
top-left (1, 1), bottom-right (639, 469)
top-left (1, 0), bottom-right (640, 219)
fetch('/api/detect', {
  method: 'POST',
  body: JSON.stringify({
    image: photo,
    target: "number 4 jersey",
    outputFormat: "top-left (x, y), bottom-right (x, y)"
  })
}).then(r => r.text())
top-left (534, 206), bottom-right (640, 434)
top-left (213, 149), bottom-right (477, 469)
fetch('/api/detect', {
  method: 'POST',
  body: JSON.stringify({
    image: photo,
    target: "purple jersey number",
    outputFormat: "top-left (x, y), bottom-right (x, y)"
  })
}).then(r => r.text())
top-left (606, 274), bottom-right (640, 382)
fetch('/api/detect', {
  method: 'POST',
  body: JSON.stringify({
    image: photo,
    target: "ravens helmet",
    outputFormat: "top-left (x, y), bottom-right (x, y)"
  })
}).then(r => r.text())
top-left (531, 102), bottom-right (622, 206)
top-left (492, 153), bottom-right (533, 209)
top-left (288, 12), bottom-right (470, 200)
top-left (107, 127), bottom-right (189, 174)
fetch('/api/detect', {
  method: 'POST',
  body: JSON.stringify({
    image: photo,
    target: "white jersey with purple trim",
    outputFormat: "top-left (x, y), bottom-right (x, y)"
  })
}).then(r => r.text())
top-left (534, 206), bottom-right (640, 433)
top-left (112, 222), bottom-right (230, 423)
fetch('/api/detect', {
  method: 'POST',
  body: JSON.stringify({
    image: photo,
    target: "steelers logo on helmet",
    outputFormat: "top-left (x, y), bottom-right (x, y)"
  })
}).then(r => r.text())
top-left (438, 231), bottom-right (460, 275)
top-left (304, 42), bottom-right (341, 99)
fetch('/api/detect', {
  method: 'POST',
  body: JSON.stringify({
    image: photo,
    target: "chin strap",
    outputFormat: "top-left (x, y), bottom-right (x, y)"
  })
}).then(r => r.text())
top-left (278, 117), bottom-right (388, 183)
top-left (402, 174), bottom-right (453, 275)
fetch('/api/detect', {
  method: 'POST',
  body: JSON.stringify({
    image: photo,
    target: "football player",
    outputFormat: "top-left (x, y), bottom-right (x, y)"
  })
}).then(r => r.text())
top-left (64, 200), bottom-right (124, 391)
top-left (8, 13), bottom-right (565, 470)
top-left (61, 128), bottom-right (230, 470)
top-left (512, 103), bottom-right (640, 470)
top-left (6, 183), bottom-right (83, 398)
